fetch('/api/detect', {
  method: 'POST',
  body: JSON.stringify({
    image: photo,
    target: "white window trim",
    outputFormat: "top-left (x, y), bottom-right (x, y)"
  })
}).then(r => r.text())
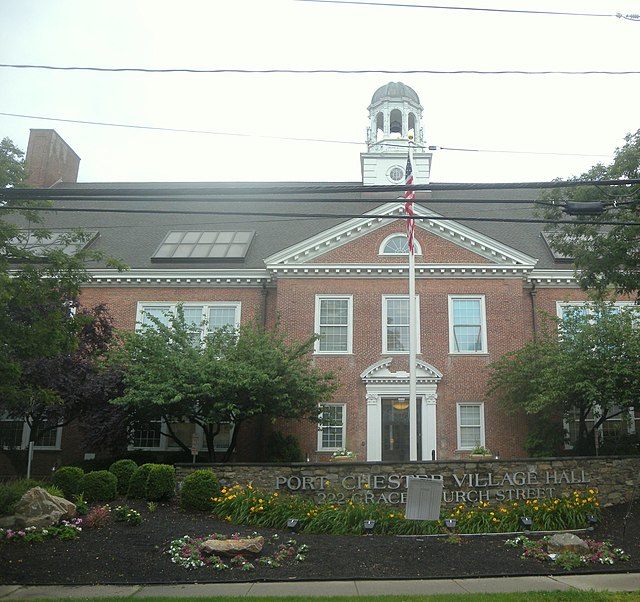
top-left (382, 294), bottom-right (421, 354)
top-left (136, 302), bottom-right (241, 338)
top-left (130, 419), bottom-right (234, 452)
top-left (556, 300), bottom-right (637, 320)
top-left (379, 233), bottom-right (422, 256)
top-left (0, 417), bottom-right (62, 450)
top-left (317, 403), bottom-right (346, 452)
top-left (448, 295), bottom-right (488, 354)
top-left (314, 295), bottom-right (353, 354)
top-left (456, 402), bottom-right (485, 451)
top-left (563, 406), bottom-right (637, 450)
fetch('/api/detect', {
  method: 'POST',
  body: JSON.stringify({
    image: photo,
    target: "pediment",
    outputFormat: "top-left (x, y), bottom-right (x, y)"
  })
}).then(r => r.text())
top-left (360, 358), bottom-right (443, 384)
top-left (265, 201), bottom-right (536, 270)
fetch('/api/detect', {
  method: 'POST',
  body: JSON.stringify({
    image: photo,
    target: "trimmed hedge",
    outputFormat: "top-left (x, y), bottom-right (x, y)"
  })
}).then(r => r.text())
top-left (127, 463), bottom-right (154, 499)
top-left (180, 469), bottom-right (220, 511)
top-left (83, 470), bottom-right (117, 503)
top-left (109, 459), bottom-right (138, 495)
top-left (146, 464), bottom-right (176, 501)
top-left (52, 466), bottom-right (85, 500)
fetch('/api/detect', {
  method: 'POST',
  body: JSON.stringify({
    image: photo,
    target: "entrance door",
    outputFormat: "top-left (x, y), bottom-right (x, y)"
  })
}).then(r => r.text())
top-left (381, 397), bottom-right (410, 461)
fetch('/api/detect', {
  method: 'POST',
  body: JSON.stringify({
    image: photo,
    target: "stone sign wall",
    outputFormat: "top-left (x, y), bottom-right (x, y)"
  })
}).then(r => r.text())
top-left (176, 457), bottom-right (639, 508)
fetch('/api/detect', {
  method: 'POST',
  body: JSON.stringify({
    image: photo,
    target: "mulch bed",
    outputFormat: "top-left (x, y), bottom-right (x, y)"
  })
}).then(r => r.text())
top-left (1, 500), bottom-right (638, 585)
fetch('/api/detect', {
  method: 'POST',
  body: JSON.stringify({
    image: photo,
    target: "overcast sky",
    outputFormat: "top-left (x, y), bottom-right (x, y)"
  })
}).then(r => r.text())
top-left (1, 0), bottom-right (639, 184)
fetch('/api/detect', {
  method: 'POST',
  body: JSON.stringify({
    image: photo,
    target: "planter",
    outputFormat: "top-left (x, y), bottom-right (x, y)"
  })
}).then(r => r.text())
top-left (469, 453), bottom-right (494, 460)
top-left (331, 456), bottom-right (356, 462)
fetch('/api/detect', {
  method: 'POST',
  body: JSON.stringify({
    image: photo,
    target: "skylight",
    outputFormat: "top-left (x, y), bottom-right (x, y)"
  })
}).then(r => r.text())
top-left (7, 231), bottom-right (99, 258)
top-left (152, 231), bottom-right (255, 262)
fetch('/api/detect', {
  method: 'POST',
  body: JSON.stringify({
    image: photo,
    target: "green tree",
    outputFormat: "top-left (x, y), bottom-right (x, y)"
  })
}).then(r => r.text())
top-left (487, 303), bottom-right (640, 455)
top-left (541, 129), bottom-right (640, 297)
top-left (0, 137), bottom-right (125, 474)
top-left (110, 307), bottom-right (339, 461)
top-left (0, 137), bottom-right (29, 188)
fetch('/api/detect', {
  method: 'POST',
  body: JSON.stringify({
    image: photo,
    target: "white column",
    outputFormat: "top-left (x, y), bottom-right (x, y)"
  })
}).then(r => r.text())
top-left (366, 393), bottom-right (382, 461)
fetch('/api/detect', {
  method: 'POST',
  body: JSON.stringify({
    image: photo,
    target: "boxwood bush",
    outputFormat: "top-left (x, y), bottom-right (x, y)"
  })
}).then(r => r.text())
top-left (82, 470), bottom-right (117, 503)
top-left (52, 466), bottom-right (85, 500)
top-left (127, 463), bottom-right (154, 499)
top-left (146, 464), bottom-right (176, 501)
top-left (180, 469), bottom-right (220, 511)
top-left (0, 479), bottom-right (42, 515)
top-left (109, 459), bottom-right (138, 495)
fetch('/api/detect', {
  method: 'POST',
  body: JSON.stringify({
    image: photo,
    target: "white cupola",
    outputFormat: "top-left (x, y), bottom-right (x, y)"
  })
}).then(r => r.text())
top-left (361, 82), bottom-right (432, 186)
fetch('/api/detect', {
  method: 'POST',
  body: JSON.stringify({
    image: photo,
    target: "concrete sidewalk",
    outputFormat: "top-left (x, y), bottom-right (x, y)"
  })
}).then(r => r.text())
top-left (0, 574), bottom-right (639, 599)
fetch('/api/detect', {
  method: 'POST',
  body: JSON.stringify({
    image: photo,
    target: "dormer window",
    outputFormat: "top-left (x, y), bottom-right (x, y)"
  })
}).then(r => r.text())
top-left (380, 234), bottom-right (421, 255)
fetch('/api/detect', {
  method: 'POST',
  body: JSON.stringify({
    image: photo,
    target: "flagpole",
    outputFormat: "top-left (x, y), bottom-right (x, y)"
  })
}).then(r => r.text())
top-left (406, 143), bottom-right (418, 462)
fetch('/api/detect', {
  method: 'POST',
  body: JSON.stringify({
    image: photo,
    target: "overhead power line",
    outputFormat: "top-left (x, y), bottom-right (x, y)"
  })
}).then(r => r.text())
top-left (0, 112), bottom-right (611, 160)
top-left (1, 64), bottom-right (639, 75)
top-left (2, 178), bottom-right (640, 201)
top-left (297, 0), bottom-right (640, 21)
top-left (3, 204), bottom-right (639, 227)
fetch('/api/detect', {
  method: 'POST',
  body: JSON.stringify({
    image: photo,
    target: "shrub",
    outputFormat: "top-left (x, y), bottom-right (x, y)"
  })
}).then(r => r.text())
top-left (52, 466), bottom-right (85, 500)
top-left (84, 504), bottom-right (112, 528)
top-left (82, 470), bottom-right (117, 503)
top-left (109, 459), bottom-right (138, 495)
top-left (180, 469), bottom-right (220, 511)
top-left (127, 463), bottom-right (154, 499)
top-left (146, 464), bottom-right (176, 501)
top-left (265, 432), bottom-right (303, 463)
top-left (0, 479), bottom-right (41, 515)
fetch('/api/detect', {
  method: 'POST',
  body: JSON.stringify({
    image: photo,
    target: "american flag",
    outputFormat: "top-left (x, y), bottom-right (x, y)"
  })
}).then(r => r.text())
top-left (405, 155), bottom-right (415, 254)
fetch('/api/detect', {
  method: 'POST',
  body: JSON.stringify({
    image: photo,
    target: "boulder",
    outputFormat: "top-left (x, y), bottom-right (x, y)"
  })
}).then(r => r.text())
top-left (200, 535), bottom-right (264, 557)
top-left (546, 533), bottom-right (589, 555)
top-left (14, 487), bottom-right (76, 529)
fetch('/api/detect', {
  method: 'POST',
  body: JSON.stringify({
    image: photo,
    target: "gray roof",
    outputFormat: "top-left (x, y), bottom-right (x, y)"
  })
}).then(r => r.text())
top-left (14, 181), bottom-right (563, 271)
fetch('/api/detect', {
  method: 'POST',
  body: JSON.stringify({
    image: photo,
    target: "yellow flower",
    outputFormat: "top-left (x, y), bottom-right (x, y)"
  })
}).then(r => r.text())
top-left (363, 483), bottom-right (369, 489)
top-left (389, 513), bottom-right (395, 519)
top-left (224, 515), bottom-right (232, 522)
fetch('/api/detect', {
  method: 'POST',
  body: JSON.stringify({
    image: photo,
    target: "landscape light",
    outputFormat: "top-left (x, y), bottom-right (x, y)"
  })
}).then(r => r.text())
top-left (587, 514), bottom-right (598, 527)
top-left (363, 520), bottom-right (376, 534)
top-left (444, 518), bottom-right (457, 531)
top-left (520, 517), bottom-right (533, 530)
top-left (286, 518), bottom-right (300, 533)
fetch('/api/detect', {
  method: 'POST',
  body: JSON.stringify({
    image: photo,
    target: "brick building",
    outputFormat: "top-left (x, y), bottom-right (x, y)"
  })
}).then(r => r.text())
top-left (3, 82), bottom-right (636, 474)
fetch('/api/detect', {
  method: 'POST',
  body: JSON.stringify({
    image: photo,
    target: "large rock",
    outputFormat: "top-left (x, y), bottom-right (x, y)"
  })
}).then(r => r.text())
top-left (14, 487), bottom-right (76, 529)
top-left (200, 536), bottom-right (264, 557)
top-left (546, 533), bottom-right (589, 555)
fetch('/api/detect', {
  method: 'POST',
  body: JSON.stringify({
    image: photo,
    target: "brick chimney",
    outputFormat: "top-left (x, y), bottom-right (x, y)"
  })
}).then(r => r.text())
top-left (25, 129), bottom-right (80, 187)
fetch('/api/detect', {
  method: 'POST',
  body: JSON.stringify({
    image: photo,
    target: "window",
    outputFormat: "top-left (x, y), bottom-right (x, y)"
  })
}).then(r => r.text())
top-left (380, 234), bottom-right (421, 255)
top-left (318, 404), bottom-right (346, 451)
top-left (131, 421), bottom-right (162, 448)
top-left (449, 295), bottom-right (487, 354)
top-left (0, 415), bottom-right (61, 450)
top-left (383, 296), bottom-right (420, 353)
top-left (0, 416), bottom-right (25, 449)
top-left (564, 405), bottom-right (637, 450)
top-left (130, 419), bottom-right (233, 452)
top-left (557, 301), bottom-right (636, 321)
top-left (137, 302), bottom-right (241, 341)
top-left (152, 231), bottom-right (254, 262)
top-left (457, 403), bottom-right (485, 450)
top-left (315, 296), bottom-right (352, 353)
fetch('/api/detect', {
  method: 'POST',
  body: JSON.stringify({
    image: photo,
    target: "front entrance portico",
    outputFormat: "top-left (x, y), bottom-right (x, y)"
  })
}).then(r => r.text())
top-left (362, 358), bottom-right (442, 462)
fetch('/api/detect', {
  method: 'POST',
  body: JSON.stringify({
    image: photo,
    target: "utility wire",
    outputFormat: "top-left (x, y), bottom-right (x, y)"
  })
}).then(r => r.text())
top-left (3, 204), bottom-right (639, 226)
top-left (1, 64), bottom-right (639, 75)
top-left (0, 111), bottom-right (611, 160)
top-left (2, 178), bottom-right (639, 200)
top-left (297, 0), bottom-right (638, 20)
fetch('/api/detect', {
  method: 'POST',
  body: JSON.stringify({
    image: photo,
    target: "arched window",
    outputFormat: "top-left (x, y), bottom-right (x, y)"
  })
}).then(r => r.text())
top-left (389, 109), bottom-right (403, 136)
top-left (380, 234), bottom-right (421, 255)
